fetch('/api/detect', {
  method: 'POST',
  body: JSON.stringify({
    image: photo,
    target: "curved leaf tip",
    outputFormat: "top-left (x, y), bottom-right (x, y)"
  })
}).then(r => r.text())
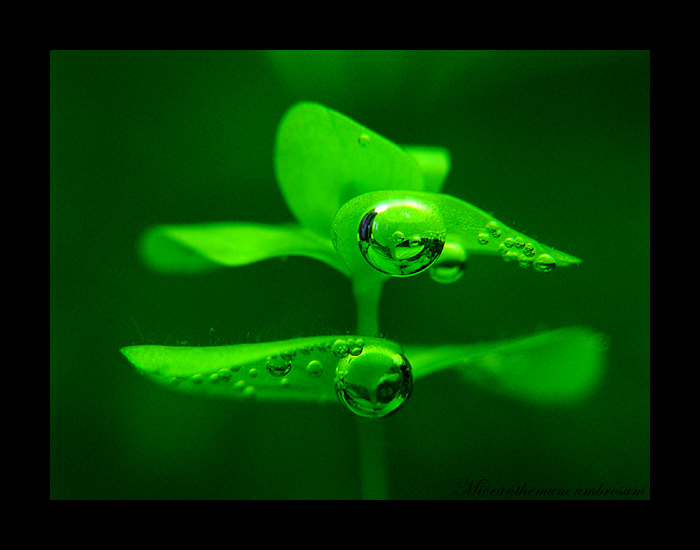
top-left (406, 326), bottom-right (605, 405)
top-left (140, 222), bottom-right (349, 276)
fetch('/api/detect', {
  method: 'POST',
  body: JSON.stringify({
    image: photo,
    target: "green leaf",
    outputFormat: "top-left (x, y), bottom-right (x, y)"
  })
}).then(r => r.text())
top-left (274, 102), bottom-right (426, 238)
top-left (405, 326), bottom-right (606, 405)
top-left (401, 146), bottom-right (451, 193)
top-left (121, 335), bottom-right (403, 404)
top-left (332, 190), bottom-right (581, 277)
top-left (140, 222), bottom-right (349, 275)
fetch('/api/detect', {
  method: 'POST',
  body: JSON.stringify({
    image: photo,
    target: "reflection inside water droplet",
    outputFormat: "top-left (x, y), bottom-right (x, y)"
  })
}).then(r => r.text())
top-left (358, 200), bottom-right (446, 276)
top-left (334, 351), bottom-right (413, 418)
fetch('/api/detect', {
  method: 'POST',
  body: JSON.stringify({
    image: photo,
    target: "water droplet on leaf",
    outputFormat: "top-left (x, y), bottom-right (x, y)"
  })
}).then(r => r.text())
top-left (348, 338), bottom-right (364, 356)
top-left (332, 339), bottom-right (349, 357)
top-left (429, 241), bottom-right (468, 284)
top-left (334, 351), bottom-right (413, 418)
top-left (306, 360), bottom-right (324, 377)
top-left (486, 221), bottom-right (502, 238)
top-left (358, 134), bottom-right (371, 146)
top-left (358, 200), bottom-right (446, 276)
top-left (533, 253), bottom-right (556, 273)
top-left (218, 368), bottom-right (234, 381)
top-left (266, 356), bottom-right (292, 377)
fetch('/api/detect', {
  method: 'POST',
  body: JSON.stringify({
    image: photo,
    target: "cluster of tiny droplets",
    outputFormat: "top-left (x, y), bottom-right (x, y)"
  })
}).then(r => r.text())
top-left (160, 339), bottom-right (368, 398)
top-left (476, 220), bottom-right (556, 273)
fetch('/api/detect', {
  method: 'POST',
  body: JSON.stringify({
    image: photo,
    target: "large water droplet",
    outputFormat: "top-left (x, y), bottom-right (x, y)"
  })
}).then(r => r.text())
top-left (429, 241), bottom-right (468, 284)
top-left (358, 200), bottom-right (446, 276)
top-left (334, 351), bottom-right (413, 418)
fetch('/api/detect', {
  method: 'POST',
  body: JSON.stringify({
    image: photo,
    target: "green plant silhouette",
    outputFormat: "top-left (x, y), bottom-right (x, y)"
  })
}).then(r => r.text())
top-left (121, 102), bottom-right (605, 498)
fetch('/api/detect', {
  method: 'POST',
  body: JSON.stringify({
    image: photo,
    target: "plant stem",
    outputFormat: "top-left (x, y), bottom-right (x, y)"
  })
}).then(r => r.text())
top-left (351, 274), bottom-right (390, 498)
top-left (352, 275), bottom-right (384, 337)
top-left (356, 418), bottom-right (389, 500)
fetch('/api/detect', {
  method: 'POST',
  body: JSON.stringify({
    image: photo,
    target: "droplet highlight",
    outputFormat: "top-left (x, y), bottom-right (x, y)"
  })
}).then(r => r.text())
top-left (358, 200), bottom-right (446, 277)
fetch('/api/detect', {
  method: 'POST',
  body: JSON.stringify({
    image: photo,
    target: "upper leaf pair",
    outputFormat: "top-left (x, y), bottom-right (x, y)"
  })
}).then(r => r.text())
top-left (140, 102), bottom-right (580, 282)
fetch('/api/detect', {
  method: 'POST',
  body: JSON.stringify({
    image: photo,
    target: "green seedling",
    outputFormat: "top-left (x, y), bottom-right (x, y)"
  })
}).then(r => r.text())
top-left (121, 103), bottom-right (604, 496)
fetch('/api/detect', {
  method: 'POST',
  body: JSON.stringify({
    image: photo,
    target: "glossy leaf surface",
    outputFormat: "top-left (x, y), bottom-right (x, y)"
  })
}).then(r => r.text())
top-left (140, 222), bottom-right (348, 275)
top-left (332, 190), bottom-right (581, 277)
top-left (121, 335), bottom-right (404, 405)
top-left (405, 326), bottom-right (605, 404)
top-left (274, 102), bottom-right (426, 238)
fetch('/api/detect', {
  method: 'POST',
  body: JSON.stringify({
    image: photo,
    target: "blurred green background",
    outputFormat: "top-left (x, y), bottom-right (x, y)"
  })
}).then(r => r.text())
top-left (50, 50), bottom-right (649, 499)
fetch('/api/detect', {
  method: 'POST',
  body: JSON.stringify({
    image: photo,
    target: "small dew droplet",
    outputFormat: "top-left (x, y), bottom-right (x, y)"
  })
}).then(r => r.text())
top-left (533, 253), bottom-right (556, 273)
top-left (248, 367), bottom-right (258, 378)
top-left (332, 339), bottom-right (349, 357)
top-left (218, 368), bottom-right (233, 381)
top-left (306, 360), bottom-right (324, 377)
top-left (266, 357), bottom-right (292, 377)
top-left (477, 232), bottom-right (490, 245)
top-left (486, 221), bottom-right (502, 238)
top-left (347, 338), bottom-right (364, 356)
top-left (358, 134), bottom-right (371, 146)
top-left (429, 241), bottom-right (468, 284)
